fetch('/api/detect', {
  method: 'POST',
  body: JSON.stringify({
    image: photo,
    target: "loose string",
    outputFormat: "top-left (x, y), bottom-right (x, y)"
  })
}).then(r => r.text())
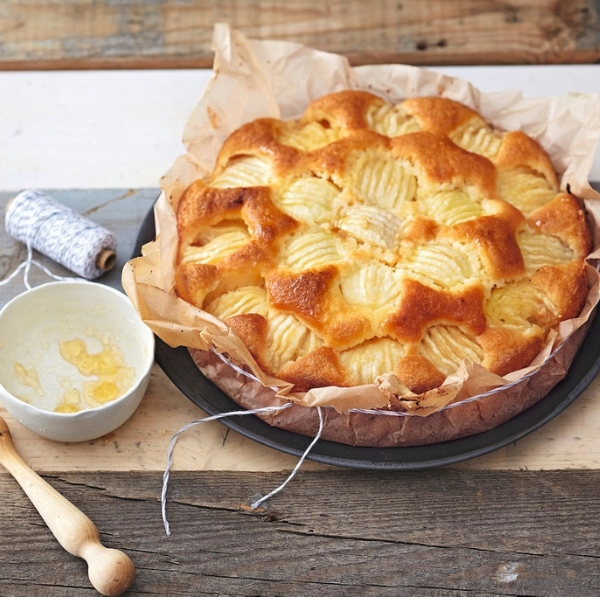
top-left (248, 405), bottom-right (324, 509)
top-left (160, 403), bottom-right (325, 536)
top-left (165, 339), bottom-right (545, 537)
top-left (4, 189), bottom-right (117, 281)
top-left (0, 241), bottom-right (81, 290)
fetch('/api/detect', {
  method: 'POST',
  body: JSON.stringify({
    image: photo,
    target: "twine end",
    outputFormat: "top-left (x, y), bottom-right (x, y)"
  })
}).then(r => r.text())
top-left (241, 492), bottom-right (270, 512)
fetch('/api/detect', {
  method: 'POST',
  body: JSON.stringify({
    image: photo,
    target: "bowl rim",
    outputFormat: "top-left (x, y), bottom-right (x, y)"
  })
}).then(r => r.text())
top-left (0, 279), bottom-right (155, 418)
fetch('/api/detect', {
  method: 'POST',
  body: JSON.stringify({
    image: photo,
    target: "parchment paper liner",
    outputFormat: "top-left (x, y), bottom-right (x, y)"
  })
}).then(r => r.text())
top-left (122, 24), bottom-right (600, 445)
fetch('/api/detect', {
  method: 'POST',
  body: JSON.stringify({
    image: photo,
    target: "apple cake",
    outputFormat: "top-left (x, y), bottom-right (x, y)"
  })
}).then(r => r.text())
top-left (173, 91), bottom-right (591, 410)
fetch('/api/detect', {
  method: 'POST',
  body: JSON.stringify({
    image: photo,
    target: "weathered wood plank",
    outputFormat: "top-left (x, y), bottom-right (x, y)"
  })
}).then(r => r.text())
top-left (1, 0), bottom-right (599, 70)
top-left (0, 469), bottom-right (599, 596)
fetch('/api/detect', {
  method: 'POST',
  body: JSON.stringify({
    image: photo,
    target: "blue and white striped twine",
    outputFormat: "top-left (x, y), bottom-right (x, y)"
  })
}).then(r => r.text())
top-left (4, 189), bottom-right (117, 284)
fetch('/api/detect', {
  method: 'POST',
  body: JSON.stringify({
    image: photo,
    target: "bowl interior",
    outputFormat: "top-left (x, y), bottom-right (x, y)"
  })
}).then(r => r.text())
top-left (0, 281), bottom-right (154, 414)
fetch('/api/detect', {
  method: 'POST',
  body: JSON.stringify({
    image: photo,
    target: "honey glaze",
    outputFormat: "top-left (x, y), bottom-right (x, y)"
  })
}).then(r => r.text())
top-left (55, 337), bottom-right (135, 413)
top-left (14, 363), bottom-right (44, 397)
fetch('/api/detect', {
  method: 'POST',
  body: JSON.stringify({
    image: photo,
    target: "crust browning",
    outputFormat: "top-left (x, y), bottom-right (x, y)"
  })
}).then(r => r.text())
top-left (174, 91), bottom-right (591, 402)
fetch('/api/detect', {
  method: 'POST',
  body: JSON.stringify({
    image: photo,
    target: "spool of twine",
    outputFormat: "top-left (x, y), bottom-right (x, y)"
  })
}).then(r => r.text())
top-left (5, 190), bottom-right (117, 280)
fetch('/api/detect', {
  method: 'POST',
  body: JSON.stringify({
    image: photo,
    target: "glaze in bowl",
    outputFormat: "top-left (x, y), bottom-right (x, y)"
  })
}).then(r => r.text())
top-left (0, 281), bottom-right (154, 442)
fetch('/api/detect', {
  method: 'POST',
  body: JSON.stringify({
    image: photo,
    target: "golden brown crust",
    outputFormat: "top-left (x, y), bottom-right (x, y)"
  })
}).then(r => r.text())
top-left (528, 192), bottom-right (592, 258)
top-left (175, 185), bottom-right (298, 307)
top-left (307, 130), bottom-right (390, 180)
top-left (477, 326), bottom-right (545, 376)
top-left (173, 91), bottom-right (591, 402)
top-left (395, 355), bottom-right (446, 395)
top-left (215, 118), bottom-right (304, 177)
top-left (383, 279), bottom-right (487, 343)
top-left (531, 262), bottom-right (589, 323)
top-left (390, 131), bottom-right (497, 198)
top-left (400, 96), bottom-right (483, 135)
top-left (266, 267), bottom-right (373, 349)
top-left (224, 313), bottom-right (269, 371)
top-left (301, 90), bottom-right (381, 130)
top-left (495, 131), bottom-right (559, 187)
top-left (446, 211), bottom-right (526, 280)
top-left (277, 347), bottom-right (348, 390)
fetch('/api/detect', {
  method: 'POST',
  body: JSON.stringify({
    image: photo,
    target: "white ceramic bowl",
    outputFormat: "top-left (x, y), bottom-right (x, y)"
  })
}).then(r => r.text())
top-left (0, 281), bottom-right (155, 442)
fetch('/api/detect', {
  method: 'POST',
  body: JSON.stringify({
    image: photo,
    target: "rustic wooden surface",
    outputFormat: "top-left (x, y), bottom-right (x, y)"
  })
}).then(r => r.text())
top-left (0, 188), bottom-right (599, 596)
top-left (2, 469), bottom-right (600, 596)
top-left (1, 0), bottom-right (600, 70)
top-left (2, 5), bottom-right (600, 593)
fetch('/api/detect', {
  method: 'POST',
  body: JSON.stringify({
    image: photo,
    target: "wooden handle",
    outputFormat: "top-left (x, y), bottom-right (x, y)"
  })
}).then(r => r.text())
top-left (0, 421), bottom-right (135, 596)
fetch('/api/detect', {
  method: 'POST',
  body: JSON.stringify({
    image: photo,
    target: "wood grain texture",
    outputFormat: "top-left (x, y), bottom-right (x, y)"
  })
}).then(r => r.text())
top-left (0, 469), bottom-right (599, 596)
top-left (1, 0), bottom-right (599, 70)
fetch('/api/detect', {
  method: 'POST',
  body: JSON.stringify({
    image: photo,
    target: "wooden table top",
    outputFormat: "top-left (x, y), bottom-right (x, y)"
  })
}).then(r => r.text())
top-left (2, 5), bottom-right (600, 595)
top-left (2, 0), bottom-right (600, 70)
